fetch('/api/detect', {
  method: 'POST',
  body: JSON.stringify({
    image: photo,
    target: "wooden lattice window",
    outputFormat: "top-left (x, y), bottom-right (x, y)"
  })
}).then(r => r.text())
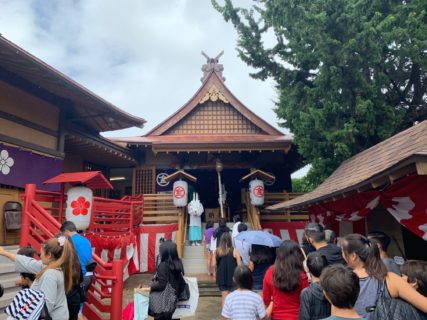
top-left (165, 101), bottom-right (264, 135)
top-left (133, 167), bottom-right (156, 195)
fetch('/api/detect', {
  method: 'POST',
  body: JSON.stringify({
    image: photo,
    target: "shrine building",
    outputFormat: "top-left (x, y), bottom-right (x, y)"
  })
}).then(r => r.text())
top-left (0, 35), bottom-right (145, 244)
top-left (112, 53), bottom-right (304, 223)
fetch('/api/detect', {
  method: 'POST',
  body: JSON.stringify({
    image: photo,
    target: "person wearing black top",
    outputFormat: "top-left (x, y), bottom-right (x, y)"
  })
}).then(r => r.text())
top-left (140, 240), bottom-right (185, 320)
top-left (214, 217), bottom-right (231, 247)
top-left (304, 223), bottom-right (346, 266)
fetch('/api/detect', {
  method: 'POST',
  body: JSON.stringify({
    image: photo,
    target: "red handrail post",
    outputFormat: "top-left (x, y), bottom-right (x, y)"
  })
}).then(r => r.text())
top-left (21, 184), bottom-right (36, 248)
top-left (111, 259), bottom-right (124, 320)
top-left (58, 183), bottom-right (65, 223)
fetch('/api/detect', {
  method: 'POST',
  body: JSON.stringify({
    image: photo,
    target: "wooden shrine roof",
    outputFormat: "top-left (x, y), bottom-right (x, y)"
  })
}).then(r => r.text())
top-left (112, 68), bottom-right (292, 152)
top-left (163, 170), bottom-right (197, 183)
top-left (239, 169), bottom-right (275, 183)
top-left (269, 121), bottom-right (427, 210)
top-left (44, 171), bottom-right (113, 189)
top-left (0, 35), bottom-right (145, 132)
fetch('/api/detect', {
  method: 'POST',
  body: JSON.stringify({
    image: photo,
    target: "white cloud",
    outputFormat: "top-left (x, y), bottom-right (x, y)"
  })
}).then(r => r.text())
top-left (0, 0), bottom-right (283, 137)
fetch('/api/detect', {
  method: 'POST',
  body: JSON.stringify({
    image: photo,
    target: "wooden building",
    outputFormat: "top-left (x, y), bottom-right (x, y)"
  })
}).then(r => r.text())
top-left (113, 53), bottom-right (302, 222)
top-left (0, 35), bottom-right (145, 244)
top-left (270, 121), bottom-right (427, 259)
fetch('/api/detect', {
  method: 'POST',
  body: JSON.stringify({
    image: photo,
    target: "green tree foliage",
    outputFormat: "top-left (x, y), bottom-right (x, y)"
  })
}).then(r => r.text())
top-left (292, 176), bottom-right (316, 193)
top-left (213, 0), bottom-right (427, 186)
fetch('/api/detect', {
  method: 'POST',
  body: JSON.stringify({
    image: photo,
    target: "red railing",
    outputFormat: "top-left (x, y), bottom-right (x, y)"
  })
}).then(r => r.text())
top-left (88, 197), bottom-right (135, 234)
top-left (121, 194), bottom-right (144, 226)
top-left (21, 184), bottom-right (125, 320)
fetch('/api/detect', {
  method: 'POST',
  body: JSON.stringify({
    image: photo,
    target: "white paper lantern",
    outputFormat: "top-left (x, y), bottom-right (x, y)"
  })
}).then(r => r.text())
top-left (173, 180), bottom-right (188, 207)
top-left (66, 186), bottom-right (93, 230)
top-left (249, 179), bottom-right (264, 206)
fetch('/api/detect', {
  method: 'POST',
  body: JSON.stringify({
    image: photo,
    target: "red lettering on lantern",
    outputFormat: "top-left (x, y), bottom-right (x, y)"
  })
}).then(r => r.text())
top-left (174, 186), bottom-right (186, 199)
top-left (71, 196), bottom-right (91, 216)
top-left (253, 185), bottom-right (264, 197)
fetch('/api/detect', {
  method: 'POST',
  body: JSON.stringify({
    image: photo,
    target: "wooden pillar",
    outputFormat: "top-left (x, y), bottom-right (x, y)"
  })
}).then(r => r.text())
top-left (21, 184), bottom-right (36, 248)
top-left (177, 207), bottom-right (185, 258)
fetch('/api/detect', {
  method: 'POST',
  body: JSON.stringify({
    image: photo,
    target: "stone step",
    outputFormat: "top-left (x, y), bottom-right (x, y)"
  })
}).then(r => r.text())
top-left (198, 281), bottom-right (221, 297)
top-left (183, 245), bottom-right (205, 259)
top-left (182, 258), bottom-right (208, 274)
top-left (0, 246), bottom-right (19, 264)
top-left (0, 263), bottom-right (16, 275)
top-left (0, 272), bottom-right (20, 290)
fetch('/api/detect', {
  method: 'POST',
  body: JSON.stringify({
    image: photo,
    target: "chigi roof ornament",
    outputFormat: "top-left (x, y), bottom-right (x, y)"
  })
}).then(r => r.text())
top-left (201, 51), bottom-right (225, 82)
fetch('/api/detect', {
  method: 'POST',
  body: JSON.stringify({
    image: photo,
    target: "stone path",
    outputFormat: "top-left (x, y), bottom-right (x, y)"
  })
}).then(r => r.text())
top-left (123, 273), bottom-right (222, 320)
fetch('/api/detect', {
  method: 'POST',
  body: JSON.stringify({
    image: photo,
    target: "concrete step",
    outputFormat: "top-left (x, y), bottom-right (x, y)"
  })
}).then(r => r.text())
top-left (198, 281), bottom-right (221, 297)
top-left (183, 245), bottom-right (205, 259)
top-left (0, 272), bottom-right (20, 290)
top-left (182, 260), bottom-right (208, 274)
top-left (182, 242), bottom-right (208, 274)
top-left (0, 246), bottom-right (19, 264)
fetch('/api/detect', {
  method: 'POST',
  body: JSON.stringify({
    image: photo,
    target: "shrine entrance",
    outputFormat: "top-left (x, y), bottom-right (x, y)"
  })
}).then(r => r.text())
top-left (187, 168), bottom-right (248, 222)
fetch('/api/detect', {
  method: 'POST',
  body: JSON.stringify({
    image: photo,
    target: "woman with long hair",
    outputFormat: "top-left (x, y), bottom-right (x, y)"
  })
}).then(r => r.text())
top-left (341, 233), bottom-right (427, 318)
top-left (0, 235), bottom-right (80, 320)
top-left (140, 240), bottom-right (185, 320)
top-left (216, 232), bottom-right (238, 307)
top-left (248, 244), bottom-right (275, 292)
top-left (262, 240), bottom-right (309, 320)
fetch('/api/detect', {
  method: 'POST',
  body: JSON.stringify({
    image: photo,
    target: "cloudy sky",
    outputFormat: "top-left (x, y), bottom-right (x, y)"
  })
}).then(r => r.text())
top-left (0, 0), bottom-right (309, 176)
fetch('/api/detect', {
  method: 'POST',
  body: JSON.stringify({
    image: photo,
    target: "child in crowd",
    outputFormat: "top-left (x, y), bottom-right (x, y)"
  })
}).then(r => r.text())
top-left (15, 246), bottom-right (37, 289)
top-left (401, 260), bottom-right (427, 297)
top-left (320, 264), bottom-right (364, 320)
top-left (221, 266), bottom-right (266, 320)
top-left (299, 251), bottom-right (331, 320)
top-left (204, 220), bottom-right (216, 276)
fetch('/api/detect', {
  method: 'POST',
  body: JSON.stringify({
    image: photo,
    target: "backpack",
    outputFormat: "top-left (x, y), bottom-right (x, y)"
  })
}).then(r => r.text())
top-left (367, 281), bottom-right (427, 320)
top-left (6, 288), bottom-right (45, 320)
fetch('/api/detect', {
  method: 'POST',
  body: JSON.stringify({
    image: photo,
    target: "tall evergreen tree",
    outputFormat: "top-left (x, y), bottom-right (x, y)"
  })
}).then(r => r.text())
top-left (213, 0), bottom-right (427, 186)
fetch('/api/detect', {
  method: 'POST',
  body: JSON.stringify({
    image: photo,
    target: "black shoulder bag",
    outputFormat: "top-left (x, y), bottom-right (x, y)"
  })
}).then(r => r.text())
top-left (178, 273), bottom-right (190, 301)
top-left (367, 281), bottom-right (427, 320)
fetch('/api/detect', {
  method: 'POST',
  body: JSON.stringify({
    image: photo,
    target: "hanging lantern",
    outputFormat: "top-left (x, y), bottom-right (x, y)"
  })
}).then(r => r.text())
top-left (249, 179), bottom-right (264, 206)
top-left (66, 186), bottom-right (93, 230)
top-left (173, 180), bottom-right (188, 207)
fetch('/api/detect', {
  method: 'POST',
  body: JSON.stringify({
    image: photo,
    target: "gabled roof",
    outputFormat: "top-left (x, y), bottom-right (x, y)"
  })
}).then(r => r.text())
top-left (43, 171), bottom-right (113, 189)
top-left (147, 70), bottom-right (283, 136)
top-left (269, 121), bottom-right (427, 210)
top-left (0, 35), bottom-right (145, 132)
top-left (113, 69), bottom-right (292, 152)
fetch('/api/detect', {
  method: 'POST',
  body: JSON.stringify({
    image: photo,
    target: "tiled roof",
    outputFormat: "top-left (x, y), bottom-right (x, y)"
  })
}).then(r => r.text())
top-left (111, 69), bottom-right (292, 151)
top-left (0, 35), bottom-right (145, 132)
top-left (270, 121), bottom-right (427, 210)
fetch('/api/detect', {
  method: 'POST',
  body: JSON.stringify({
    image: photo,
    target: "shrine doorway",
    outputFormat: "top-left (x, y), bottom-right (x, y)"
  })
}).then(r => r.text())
top-left (188, 168), bottom-right (248, 222)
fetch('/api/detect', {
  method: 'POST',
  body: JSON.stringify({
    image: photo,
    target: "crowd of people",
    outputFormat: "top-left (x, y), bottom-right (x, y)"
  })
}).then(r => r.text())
top-left (2, 216), bottom-right (427, 320)
top-left (0, 221), bottom-right (93, 320)
top-left (201, 219), bottom-right (427, 320)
